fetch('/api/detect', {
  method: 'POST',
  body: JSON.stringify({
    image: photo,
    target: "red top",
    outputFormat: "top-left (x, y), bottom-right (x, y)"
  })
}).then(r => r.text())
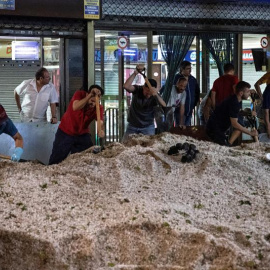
top-left (212, 74), bottom-right (239, 106)
top-left (59, 90), bottom-right (104, 136)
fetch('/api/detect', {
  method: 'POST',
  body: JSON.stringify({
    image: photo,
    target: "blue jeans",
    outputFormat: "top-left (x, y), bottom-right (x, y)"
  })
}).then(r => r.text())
top-left (122, 123), bottom-right (155, 142)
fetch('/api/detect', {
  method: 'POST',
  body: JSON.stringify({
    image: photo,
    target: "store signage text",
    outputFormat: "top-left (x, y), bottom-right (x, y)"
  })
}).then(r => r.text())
top-left (0, 0), bottom-right (15, 10)
top-left (84, 0), bottom-right (100, 20)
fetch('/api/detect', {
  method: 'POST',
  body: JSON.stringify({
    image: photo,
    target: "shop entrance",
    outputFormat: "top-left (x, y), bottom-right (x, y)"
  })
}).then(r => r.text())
top-left (95, 31), bottom-right (157, 143)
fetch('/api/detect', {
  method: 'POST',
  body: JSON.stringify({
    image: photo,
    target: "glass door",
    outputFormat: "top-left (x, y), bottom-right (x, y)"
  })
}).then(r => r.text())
top-left (95, 31), bottom-right (148, 143)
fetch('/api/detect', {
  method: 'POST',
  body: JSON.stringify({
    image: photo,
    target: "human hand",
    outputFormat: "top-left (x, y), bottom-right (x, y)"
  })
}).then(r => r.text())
top-left (251, 111), bottom-right (257, 117)
top-left (50, 117), bottom-right (58, 124)
top-left (98, 129), bottom-right (105, 138)
top-left (11, 147), bottom-right (23, 162)
top-left (250, 129), bottom-right (258, 137)
top-left (135, 64), bottom-right (145, 74)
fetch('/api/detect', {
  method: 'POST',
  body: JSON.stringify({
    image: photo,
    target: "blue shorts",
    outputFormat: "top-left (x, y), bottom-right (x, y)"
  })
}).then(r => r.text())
top-left (0, 118), bottom-right (18, 137)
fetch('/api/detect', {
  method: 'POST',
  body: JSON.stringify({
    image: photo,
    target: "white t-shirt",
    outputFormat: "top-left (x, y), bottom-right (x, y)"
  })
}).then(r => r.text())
top-left (15, 79), bottom-right (58, 122)
top-left (167, 85), bottom-right (186, 111)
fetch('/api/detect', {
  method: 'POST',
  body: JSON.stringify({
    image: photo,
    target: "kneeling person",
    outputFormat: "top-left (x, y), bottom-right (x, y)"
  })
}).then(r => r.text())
top-left (206, 81), bottom-right (258, 146)
top-left (49, 85), bottom-right (105, 165)
top-left (0, 104), bottom-right (23, 161)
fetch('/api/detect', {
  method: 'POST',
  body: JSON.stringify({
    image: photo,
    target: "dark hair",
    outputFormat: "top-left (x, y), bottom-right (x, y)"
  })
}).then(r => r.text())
top-left (88, 84), bottom-right (104, 95)
top-left (144, 78), bottom-right (157, 88)
top-left (235, 81), bottom-right (251, 94)
top-left (180, 61), bottom-right (191, 71)
top-left (35, 67), bottom-right (48, 80)
top-left (223, 63), bottom-right (234, 73)
top-left (176, 77), bottom-right (187, 84)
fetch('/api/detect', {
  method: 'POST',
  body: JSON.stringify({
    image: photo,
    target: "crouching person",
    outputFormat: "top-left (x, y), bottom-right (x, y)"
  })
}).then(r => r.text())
top-left (49, 85), bottom-right (104, 165)
top-left (0, 104), bottom-right (23, 161)
top-left (206, 81), bottom-right (258, 146)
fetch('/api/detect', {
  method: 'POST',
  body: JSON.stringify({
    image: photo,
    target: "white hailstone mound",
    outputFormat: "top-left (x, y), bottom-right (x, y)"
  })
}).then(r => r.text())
top-left (0, 133), bottom-right (270, 270)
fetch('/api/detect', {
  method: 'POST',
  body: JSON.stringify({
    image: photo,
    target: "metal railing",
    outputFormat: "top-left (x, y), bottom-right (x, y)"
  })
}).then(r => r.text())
top-left (104, 108), bottom-right (119, 144)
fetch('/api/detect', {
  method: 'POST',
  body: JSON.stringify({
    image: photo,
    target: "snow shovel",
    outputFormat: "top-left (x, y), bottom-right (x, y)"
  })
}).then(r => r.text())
top-left (0, 153), bottom-right (44, 164)
top-left (95, 95), bottom-right (105, 150)
top-left (251, 97), bottom-right (259, 143)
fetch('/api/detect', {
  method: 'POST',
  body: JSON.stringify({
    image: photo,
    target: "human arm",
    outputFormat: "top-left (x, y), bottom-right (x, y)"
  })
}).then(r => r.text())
top-left (254, 75), bottom-right (267, 99)
top-left (50, 103), bottom-right (58, 124)
top-left (14, 91), bottom-right (22, 112)
top-left (264, 109), bottom-right (270, 138)
top-left (13, 131), bottom-right (23, 148)
top-left (152, 90), bottom-right (166, 107)
top-left (123, 67), bottom-right (141, 93)
top-left (11, 132), bottom-right (23, 162)
top-left (179, 104), bottom-right (185, 127)
top-left (230, 117), bottom-right (258, 137)
top-left (203, 97), bottom-right (212, 122)
top-left (72, 91), bottom-right (98, 111)
top-left (211, 91), bottom-right (216, 110)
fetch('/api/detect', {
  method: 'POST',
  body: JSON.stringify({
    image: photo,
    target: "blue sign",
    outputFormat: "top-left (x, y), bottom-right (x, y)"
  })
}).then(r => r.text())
top-left (0, 0), bottom-right (15, 10)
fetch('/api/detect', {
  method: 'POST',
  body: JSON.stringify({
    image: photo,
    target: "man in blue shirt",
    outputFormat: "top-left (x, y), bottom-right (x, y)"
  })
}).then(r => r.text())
top-left (0, 104), bottom-right (24, 161)
top-left (206, 81), bottom-right (258, 146)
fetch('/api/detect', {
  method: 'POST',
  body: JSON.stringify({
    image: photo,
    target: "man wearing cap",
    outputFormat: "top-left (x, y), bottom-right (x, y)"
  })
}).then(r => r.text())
top-left (0, 104), bottom-right (23, 161)
top-left (122, 64), bottom-right (166, 142)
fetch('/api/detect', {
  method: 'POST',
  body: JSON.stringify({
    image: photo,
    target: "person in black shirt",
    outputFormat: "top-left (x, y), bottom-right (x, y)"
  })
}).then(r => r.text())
top-left (206, 81), bottom-right (258, 146)
top-left (122, 64), bottom-right (166, 142)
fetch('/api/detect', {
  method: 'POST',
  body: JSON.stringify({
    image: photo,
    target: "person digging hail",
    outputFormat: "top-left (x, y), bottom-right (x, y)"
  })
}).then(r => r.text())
top-left (122, 64), bottom-right (166, 142)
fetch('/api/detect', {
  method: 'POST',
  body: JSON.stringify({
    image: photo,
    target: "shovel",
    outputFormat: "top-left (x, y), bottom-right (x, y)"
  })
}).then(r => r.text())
top-left (95, 96), bottom-right (105, 150)
top-left (0, 153), bottom-right (44, 164)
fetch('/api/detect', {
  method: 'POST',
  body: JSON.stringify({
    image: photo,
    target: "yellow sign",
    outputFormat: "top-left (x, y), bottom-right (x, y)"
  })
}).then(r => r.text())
top-left (84, 0), bottom-right (100, 20)
top-left (0, 41), bottom-right (12, 58)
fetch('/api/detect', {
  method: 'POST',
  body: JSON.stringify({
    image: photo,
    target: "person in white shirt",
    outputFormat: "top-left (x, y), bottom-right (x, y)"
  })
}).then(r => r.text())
top-left (14, 67), bottom-right (58, 123)
top-left (167, 77), bottom-right (187, 128)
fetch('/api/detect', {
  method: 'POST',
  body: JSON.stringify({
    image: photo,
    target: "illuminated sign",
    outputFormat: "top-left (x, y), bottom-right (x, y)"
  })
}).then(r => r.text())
top-left (84, 0), bottom-right (100, 20)
top-left (0, 0), bottom-right (15, 10)
top-left (12, 41), bottom-right (40, 61)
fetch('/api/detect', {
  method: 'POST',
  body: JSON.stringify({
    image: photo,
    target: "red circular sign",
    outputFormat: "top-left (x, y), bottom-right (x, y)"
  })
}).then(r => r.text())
top-left (260, 37), bottom-right (268, 49)
top-left (117, 36), bottom-right (128, 50)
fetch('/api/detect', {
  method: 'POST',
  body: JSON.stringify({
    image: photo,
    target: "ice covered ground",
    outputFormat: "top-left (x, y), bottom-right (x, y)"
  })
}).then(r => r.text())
top-left (0, 133), bottom-right (270, 270)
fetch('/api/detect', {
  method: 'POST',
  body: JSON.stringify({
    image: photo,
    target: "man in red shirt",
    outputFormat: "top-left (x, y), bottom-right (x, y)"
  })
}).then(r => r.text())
top-left (49, 85), bottom-right (104, 165)
top-left (211, 63), bottom-right (239, 109)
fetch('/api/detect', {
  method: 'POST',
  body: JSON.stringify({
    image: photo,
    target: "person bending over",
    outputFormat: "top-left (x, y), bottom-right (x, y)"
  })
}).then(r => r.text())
top-left (206, 81), bottom-right (258, 146)
top-left (167, 77), bottom-right (187, 128)
top-left (122, 64), bottom-right (166, 142)
top-left (49, 85), bottom-right (104, 165)
top-left (0, 104), bottom-right (23, 161)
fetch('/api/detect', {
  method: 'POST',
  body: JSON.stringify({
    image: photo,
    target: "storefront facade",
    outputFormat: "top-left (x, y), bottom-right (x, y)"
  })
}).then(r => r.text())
top-left (1, 0), bottom-right (270, 143)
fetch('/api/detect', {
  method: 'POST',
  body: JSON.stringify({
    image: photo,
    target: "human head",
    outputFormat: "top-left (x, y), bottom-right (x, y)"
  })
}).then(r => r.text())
top-left (35, 68), bottom-right (50, 85)
top-left (87, 84), bottom-right (104, 107)
top-left (224, 63), bottom-right (235, 74)
top-left (0, 104), bottom-right (8, 125)
top-left (88, 84), bottom-right (104, 96)
top-left (235, 81), bottom-right (251, 100)
top-left (143, 79), bottom-right (157, 98)
top-left (180, 61), bottom-right (192, 77)
top-left (175, 77), bottom-right (187, 93)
